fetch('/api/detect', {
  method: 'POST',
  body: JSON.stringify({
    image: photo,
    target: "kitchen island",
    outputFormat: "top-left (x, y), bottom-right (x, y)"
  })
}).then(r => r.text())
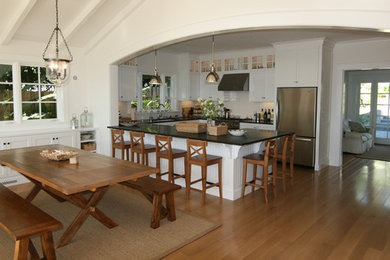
top-left (108, 123), bottom-right (292, 200)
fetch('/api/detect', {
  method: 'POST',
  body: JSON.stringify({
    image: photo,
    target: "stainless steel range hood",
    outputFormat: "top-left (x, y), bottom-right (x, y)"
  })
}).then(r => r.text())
top-left (217, 73), bottom-right (249, 91)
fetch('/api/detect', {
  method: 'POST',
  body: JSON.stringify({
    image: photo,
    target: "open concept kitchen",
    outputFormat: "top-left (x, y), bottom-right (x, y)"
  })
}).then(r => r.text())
top-left (1, 1), bottom-right (390, 259)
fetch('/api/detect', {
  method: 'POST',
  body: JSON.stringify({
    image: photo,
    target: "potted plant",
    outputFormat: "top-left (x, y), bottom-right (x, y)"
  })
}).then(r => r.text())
top-left (197, 98), bottom-right (224, 125)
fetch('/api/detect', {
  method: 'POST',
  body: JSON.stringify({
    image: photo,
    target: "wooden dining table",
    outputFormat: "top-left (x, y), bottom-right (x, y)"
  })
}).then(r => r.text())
top-left (0, 144), bottom-right (159, 248)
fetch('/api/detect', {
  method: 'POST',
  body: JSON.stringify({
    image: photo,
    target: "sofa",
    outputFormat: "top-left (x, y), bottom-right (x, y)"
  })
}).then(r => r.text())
top-left (342, 119), bottom-right (373, 154)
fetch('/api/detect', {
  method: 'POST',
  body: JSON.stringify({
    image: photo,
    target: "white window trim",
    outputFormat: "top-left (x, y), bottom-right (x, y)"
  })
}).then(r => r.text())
top-left (0, 62), bottom-right (66, 130)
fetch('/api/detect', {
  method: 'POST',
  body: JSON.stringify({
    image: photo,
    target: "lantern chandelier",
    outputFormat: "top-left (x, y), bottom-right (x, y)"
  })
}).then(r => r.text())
top-left (42, 0), bottom-right (73, 86)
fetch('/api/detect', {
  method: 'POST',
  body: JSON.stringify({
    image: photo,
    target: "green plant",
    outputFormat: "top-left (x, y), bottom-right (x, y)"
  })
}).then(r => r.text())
top-left (197, 98), bottom-right (224, 119)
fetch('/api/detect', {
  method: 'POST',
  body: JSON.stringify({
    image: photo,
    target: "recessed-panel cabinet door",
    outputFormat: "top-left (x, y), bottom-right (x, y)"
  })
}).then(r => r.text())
top-left (275, 48), bottom-right (297, 87)
top-left (296, 47), bottom-right (319, 87)
top-left (119, 65), bottom-right (137, 101)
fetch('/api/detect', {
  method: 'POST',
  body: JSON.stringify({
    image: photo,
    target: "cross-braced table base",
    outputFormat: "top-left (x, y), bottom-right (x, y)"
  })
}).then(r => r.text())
top-left (25, 179), bottom-right (118, 248)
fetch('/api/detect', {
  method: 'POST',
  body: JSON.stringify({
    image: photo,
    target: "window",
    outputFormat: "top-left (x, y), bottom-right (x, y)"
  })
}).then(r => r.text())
top-left (21, 66), bottom-right (57, 120)
top-left (142, 75), bottom-right (161, 110)
top-left (213, 59), bottom-right (222, 71)
top-left (359, 82), bottom-right (371, 126)
top-left (0, 64), bottom-right (13, 121)
top-left (266, 54), bottom-right (275, 68)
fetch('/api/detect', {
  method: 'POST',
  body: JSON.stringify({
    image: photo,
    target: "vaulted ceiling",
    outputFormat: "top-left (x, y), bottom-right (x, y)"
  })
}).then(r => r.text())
top-left (1, 0), bottom-right (390, 56)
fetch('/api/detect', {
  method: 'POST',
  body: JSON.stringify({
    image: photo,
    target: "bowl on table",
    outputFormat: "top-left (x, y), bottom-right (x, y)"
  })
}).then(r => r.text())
top-left (228, 129), bottom-right (247, 136)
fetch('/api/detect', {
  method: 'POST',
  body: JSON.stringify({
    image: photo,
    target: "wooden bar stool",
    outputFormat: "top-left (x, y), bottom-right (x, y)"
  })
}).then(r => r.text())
top-left (130, 131), bottom-right (155, 166)
top-left (186, 139), bottom-right (222, 204)
top-left (155, 135), bottom-right (188, 185)
top-left (273, 134), bottom-right (296, 192)
top-left (241, 139), bottom-right (278, 203)
top-left (111, 129), bottom-right (131, 160)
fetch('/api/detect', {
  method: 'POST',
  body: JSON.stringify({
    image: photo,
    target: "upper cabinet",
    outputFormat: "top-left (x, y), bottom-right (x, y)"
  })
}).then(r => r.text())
top-left (274, 40), bottom-right (321, 87)
top-left (118, 65), bottom-right (137, 101)
top-left (249, 70), bottom-right (275, 102)
top-left (189, 72), bottom-right (200, 100)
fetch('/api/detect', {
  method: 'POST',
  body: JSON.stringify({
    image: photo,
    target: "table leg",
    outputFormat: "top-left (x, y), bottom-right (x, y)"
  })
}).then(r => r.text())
top-left (56, 186), bottom-right (113, 248)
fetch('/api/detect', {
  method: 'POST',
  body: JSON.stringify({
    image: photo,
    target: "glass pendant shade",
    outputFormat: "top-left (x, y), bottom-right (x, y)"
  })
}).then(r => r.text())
top-left (42, 0), bottom-right (73, 86)
top-left (45, 58), bottom-right (71, 85)
top-left (206, 64), bottom-right (219, 83)
top-left (206, 35), bottom-right (219, 84)
top-left (150, 49), bottom-right (162, 85)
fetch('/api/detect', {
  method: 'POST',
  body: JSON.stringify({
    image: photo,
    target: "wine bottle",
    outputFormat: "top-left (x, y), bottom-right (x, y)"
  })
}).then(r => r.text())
top-left (271, 109), bottom-right (274, 122)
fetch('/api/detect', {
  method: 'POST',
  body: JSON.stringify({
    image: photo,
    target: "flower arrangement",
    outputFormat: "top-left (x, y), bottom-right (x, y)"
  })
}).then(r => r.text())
top-left (197, 98), bottom-right (224, 119)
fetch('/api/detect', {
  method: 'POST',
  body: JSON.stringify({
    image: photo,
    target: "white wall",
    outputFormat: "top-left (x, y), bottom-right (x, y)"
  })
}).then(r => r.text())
top-left (81, 0), bottom-right (390, 156)
top-left (329, 39), bottom-right (390, 166)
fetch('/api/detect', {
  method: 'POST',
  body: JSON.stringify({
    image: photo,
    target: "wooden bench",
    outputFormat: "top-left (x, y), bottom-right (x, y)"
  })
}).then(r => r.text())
top-left (0, 183), bottom-right (62, 260)
top-left (120, 176), bottom-right (181, 229)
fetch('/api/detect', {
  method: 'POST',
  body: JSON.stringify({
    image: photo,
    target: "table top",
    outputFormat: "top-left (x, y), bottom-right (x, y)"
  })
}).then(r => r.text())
top-left (108, 124), bottom-right (293, 146)
top-left (0, 145), bottom-right (159, 195)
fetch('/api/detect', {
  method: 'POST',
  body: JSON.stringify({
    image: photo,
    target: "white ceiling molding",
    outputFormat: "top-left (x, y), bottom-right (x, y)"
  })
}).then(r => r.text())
top-left (84, 0), bottom-right (146, 54)
top-left (63, 0), bottom-right (107, 41)
top-left (0, 0), bottom-right (37, 45)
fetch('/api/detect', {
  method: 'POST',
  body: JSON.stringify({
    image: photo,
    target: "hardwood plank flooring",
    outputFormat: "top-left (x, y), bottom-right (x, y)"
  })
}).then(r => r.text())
top-left (166, 154), bottom-right (390, 259)
top-left (9, 154), bottom-right (390, 259)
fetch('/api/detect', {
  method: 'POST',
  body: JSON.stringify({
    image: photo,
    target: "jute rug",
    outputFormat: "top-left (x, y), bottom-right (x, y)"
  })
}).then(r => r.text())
top-left (356, 145), bottom-right (390, 161)
top-left (0, 185), bottom-right (220, 260)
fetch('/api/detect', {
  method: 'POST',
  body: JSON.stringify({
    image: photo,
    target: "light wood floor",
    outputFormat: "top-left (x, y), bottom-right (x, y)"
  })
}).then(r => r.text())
top-left (165, 154), bottom-right (390, 259)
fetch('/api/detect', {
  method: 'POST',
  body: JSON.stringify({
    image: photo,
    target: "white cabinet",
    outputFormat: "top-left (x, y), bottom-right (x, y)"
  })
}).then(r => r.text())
top-left (249, 70), bottom-right (275, 102)
top-left (80, 129), bottom-right (97, 152)
top-left (189, 72), bottom-right (200, 100)
top-left (0, 136), bottom-right (30, 185)
top-left (274, 44), bottom-right (320, 87)
top-left (119, 65), bottom-right (137, 101)
top-left (31, 132), bottom-right (78, 147)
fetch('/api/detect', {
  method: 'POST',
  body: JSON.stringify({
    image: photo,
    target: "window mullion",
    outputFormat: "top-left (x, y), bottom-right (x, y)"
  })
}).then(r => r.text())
top-left (12, 63), bottom-right (22, 123)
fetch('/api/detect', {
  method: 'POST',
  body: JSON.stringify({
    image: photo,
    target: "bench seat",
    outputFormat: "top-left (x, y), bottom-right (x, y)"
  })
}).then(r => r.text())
top-left (120, 176), bottom-right (181, 228)
top-left (0, 183), bottom-right (62, 260)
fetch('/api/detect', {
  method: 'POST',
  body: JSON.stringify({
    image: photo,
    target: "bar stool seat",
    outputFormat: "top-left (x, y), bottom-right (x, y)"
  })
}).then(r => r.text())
top-left (159, 148), bottom-right (187, 157)
top-left (242, 139), bottom-right (278, 204)
top-left (111, 129), bottom-right (131, 160)
top-left (186, 139), bottom-right (223, 204)
top-left (191, 154), bottom-right (221, 163)
top-left (130, 131), bottom-right (155, 166)
top-left (155, 135), bottom-right (187, 185)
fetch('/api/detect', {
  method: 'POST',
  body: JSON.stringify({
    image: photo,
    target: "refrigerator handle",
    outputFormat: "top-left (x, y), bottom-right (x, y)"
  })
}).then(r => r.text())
top-left (295, 137), bottom-right (313, 142)
top-left (276, 100), bottom-right (280, 130)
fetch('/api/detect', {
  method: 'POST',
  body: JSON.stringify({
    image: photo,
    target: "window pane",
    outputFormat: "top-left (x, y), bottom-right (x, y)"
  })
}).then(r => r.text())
top-left (360, 83), bottom-right (371, 93)
top-left (22, 84), bottom-right (39, 101)
top-left (0, 64), bottom-right (12, 82)
top-left (142, 75), bottom-right (160, 110)
top-left (359, 83), bottom-right (371, 127)
top-left (21, 66), bottom-right (38, 83)
top-left (41, 103), bottom-right (57, 119)
top-left (41, 85), bottom-right (56, 101)
top-left (0, 103), bottom-right (14, 121)
top-left (40, 67), bottom-right (51, 84)
top-left (377, 93), bottom-right (389, 105)
top-left (378, 82), bottom-right (390, 94)
top-left (0, 84), bottom-right (13, 101)
top-left (22, 103), bottom-right (40, 120)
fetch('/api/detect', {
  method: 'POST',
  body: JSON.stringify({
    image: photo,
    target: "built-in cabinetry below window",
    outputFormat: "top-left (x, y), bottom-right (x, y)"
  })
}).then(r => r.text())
top-left (0, 129), bottom-right (95, 186)
top-left (118, 64), bottom-right (137, 101)
top-left (80, 129), bottom-right (97, 152)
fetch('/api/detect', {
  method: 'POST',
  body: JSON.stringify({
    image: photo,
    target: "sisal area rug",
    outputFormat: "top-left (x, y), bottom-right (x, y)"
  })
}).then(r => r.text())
top-left (0, 185), bottom-right (220, 260)
top-left (356, 145), bottom-right (390, 161)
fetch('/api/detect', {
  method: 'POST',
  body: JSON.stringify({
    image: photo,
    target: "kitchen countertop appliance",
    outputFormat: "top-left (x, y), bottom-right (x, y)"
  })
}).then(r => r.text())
top-left (276, 87), bottom-right (317, 167)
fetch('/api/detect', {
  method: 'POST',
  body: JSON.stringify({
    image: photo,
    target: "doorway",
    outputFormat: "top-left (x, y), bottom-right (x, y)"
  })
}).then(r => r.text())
top-left (345, 69), bottom-right (390, 144)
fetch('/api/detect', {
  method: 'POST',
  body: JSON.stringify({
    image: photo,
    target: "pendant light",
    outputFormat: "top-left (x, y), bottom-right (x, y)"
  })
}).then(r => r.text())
top-left (42, 0), bottom-right (73, 86)
top-left (205, 35), bottom-right (219, 84)
top-left (149, 49), bottom-right (162, 85)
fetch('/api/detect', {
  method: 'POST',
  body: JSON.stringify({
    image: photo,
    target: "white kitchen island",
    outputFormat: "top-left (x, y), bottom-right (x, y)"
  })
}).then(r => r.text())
top-left (109, 123), bottom-right (292, 201)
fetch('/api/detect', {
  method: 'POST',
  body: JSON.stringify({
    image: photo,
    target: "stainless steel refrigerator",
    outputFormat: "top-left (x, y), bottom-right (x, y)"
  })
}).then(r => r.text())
top-left (276, 87), bottom-right (317, 167)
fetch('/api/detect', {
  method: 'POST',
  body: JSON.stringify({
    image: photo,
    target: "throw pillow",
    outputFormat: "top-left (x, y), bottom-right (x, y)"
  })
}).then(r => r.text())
top-left (349, 120), bottom-right (366, 133)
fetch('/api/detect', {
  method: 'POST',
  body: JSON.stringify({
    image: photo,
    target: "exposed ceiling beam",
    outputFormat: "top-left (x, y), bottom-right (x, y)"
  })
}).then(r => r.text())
top-left (63, 0), bottom-right (107, 41)
top-left (0, 0), bottom-right (37, 45)
top-left (85, 0), bottom-right (146, 54)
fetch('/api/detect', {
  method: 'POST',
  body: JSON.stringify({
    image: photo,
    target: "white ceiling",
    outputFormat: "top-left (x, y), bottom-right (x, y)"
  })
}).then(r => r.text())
top-left (0, 0), bottom-right (389, 55)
